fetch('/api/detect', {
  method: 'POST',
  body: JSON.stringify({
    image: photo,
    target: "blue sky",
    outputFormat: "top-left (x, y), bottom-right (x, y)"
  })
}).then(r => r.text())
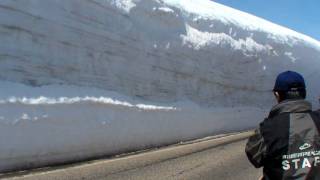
top-left (214, 0), bottom-right (320, 41)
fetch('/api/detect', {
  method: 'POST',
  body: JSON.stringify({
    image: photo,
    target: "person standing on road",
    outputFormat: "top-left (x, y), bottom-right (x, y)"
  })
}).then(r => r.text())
top-left (245, 71), bottom-right (320, 180)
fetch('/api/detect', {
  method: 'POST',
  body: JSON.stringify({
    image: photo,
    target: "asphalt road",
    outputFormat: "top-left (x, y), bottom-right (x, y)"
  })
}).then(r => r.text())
top-left (3, 132), bottom-right (262, 180)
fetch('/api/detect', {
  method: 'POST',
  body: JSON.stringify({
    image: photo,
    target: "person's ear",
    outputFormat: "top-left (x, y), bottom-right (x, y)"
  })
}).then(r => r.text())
top-left (274, 91), bottom-right (281, 103)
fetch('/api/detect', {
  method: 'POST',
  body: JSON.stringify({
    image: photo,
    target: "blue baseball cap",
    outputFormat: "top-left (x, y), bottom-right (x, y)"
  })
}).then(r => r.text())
top-left (273, 71), bottom-right (306, 92)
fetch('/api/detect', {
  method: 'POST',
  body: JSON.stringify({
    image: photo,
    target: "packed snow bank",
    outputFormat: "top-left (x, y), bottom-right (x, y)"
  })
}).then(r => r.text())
top-left (0, 0), bottom-right (319, 107)
top-left (0, 0), bottom-right (320, 172)
top-left (164, 0), bottom-right (320, 49)
top-left (0, 81), bottom-right (265, 172)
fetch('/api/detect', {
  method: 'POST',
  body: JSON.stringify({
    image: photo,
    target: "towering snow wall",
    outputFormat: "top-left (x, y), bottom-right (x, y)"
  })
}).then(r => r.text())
top-left (0, 0), bottom-right (319, 172)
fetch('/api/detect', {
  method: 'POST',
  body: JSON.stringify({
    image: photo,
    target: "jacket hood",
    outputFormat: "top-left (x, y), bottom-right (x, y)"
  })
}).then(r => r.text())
top-left (268, 99), bottom-right (312, 118)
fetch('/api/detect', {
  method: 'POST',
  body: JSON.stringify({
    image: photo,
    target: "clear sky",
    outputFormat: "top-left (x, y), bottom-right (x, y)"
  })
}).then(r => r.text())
top-left (214, 0), bottom-right (320, 41)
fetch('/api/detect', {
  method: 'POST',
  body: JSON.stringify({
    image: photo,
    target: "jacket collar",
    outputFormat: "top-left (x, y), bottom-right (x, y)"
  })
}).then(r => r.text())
top-left (268, 99), bottom-right (312, 118)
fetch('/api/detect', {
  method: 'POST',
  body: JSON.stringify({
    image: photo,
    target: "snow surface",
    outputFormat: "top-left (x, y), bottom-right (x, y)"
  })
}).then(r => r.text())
top-left (0, 81), bottom-right (265, 172)
top-left (110, 0), bottom-right (137, 13)
top-left (0, 85), bottom-right (176, 111)
top-left (163, 0), bottom-right (320, 49)
top-left (182, 24), bottom-right (268, 52)
top-left (0, 0), bottom-right (319, 172)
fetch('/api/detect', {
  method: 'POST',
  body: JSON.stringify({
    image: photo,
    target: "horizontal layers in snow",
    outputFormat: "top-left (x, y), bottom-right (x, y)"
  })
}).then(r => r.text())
top-left (0, 81), bottom-right (265, 172)
top-left (0, 0), bottom-right (319, 108)
top-left (0, 0), bottom-right (319, 172)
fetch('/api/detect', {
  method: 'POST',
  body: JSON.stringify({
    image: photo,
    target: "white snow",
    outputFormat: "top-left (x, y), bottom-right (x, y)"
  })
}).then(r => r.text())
top-left (1, 96), bottom-right (176, 111)
top-left (0, 0), bottom-right (319, 172)
top-left (163, 0), bottom-right (320, 49)
top-left (0, 81), bottom-right (178, 110)
top-left (263, 66), bottom-right (267, 71)
top-left (0, 81), bottom-right (265, 172)
top-left (181, 24), bottom-right (268, 52)
top-left (284, 52), bottom-right (297, 63)
top-left (157, 7), bottom-right (175, 13)
top-left (110, 0), bottom-right (137, 13)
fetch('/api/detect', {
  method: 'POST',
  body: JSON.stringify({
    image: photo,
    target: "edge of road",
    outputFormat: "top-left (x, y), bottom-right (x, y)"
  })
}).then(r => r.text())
top-left (1, 130), bottom-right (254, 179)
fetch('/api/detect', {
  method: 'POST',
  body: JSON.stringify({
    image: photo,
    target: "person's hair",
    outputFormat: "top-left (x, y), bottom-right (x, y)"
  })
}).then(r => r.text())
top-left (274, 88), bottom-right (306, 102)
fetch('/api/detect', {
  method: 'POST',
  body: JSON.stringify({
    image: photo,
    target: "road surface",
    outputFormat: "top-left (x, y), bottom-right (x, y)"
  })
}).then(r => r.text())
top-left (2, 132), bottom-right (262, 180)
